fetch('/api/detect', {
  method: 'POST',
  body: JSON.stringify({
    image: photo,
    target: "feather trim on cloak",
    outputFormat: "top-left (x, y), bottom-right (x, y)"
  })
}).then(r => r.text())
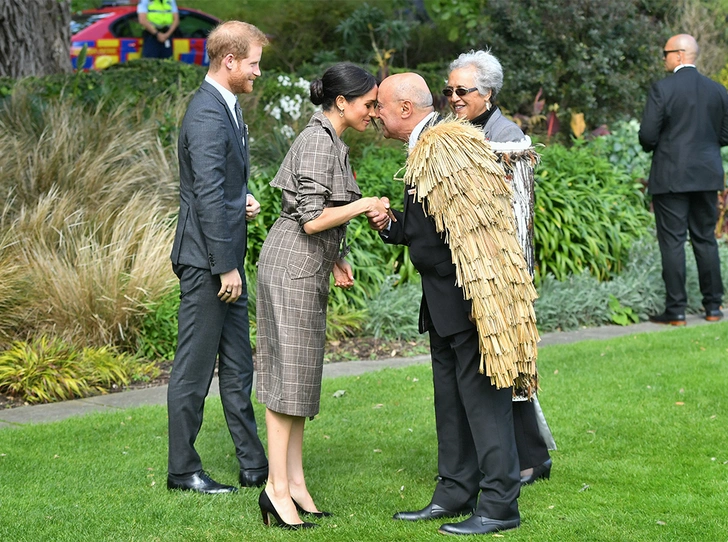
top-left (404, 118), bottom-right (540, 392)
top-left (489, 137), bottom-right (540, 278)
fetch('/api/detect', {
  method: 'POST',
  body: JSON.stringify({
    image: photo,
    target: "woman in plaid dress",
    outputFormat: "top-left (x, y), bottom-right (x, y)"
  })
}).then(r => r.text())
top-left (256, 63), bottom-right (389, 529)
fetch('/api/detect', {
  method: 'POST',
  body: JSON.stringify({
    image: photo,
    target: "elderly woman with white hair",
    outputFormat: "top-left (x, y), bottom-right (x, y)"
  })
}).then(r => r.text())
top-left (445, 49), bottom-right (556, 486)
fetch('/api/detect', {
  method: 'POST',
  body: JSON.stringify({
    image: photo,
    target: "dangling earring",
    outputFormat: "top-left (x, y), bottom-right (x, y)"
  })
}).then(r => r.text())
top-left (339, 109), bottom-right (344, 117)
top-left (486, 102), bottom-right (491, 111)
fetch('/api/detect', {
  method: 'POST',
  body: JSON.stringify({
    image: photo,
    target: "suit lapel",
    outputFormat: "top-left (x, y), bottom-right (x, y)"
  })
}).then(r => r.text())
top-left (201, 82), bottom-right (247, 175)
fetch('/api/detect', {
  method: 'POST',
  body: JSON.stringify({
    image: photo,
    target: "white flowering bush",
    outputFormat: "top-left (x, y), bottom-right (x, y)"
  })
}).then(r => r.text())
top-left (261, 73), bottom-right (316, 141)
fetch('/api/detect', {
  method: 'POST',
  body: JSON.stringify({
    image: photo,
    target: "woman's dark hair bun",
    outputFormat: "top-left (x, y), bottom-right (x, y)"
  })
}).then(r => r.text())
top-left (310, 79), bottom-right (325, 105)
top-left (308, 63), bottom-right (376, 111)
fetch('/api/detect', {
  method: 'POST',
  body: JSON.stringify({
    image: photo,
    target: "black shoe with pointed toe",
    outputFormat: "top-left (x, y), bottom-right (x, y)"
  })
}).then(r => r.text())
top-left (258, 490), bottom-right (318, 530)
top-left (167, 470), bottom-right (237, 494)
top-left (521, 458), bottom-right (552, 485)
top-left (293, 498), bottom-right (333, 518)
top-left (438, 514), bottom-right (521, 536)
top-left (393, 502), bottom-right (472, 521)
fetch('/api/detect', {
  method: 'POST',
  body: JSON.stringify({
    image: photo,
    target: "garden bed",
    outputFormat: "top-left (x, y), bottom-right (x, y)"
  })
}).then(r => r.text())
top-left (0, 337), bottom-right (429, 410)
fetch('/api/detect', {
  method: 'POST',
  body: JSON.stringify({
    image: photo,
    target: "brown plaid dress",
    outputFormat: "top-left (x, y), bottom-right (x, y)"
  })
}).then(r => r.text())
top-left (256, 112), bottom-right (361, 418)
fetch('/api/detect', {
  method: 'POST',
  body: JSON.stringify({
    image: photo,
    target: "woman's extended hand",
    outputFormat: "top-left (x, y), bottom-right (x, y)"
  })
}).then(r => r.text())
top-left (365, 197), bottom-right (393, 231)
top-left (333, 259), bottom-right (354, 289)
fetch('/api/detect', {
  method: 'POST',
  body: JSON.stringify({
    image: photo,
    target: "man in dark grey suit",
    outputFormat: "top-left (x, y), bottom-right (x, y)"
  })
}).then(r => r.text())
top-left (372, 73), bottom-right (521, 537)
top-left (639, 33), bottom-right (727, 326)
top-left (167, 21), bottom-right (269, 494)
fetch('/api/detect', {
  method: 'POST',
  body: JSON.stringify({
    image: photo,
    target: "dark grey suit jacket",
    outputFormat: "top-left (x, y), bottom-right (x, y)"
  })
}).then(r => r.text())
top-left (639, 66), bottom-right (728, 195)
top-left (171, 81), bottom-right (250, 275)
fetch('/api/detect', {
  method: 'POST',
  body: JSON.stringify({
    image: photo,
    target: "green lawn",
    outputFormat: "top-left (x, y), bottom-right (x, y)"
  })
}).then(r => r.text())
top-left (1, 323), bottom-right (727, 541)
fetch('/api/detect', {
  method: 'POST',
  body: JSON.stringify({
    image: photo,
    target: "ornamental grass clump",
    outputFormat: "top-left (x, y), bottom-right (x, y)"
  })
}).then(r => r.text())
top-left (4, 190), bottom-right (177, 349)
top-left (0, 92), bottom-right (180, 354)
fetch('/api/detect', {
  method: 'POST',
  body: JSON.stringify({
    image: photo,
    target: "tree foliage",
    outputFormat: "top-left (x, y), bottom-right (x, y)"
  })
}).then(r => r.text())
top-left (421, 0), bottom-right (673, 131)
top-left (476, 0), bottom-right (671, 129)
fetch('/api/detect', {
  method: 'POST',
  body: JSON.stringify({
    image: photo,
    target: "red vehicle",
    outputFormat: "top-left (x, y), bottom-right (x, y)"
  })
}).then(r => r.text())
top-left (71, 2), bottom-right (219, 70)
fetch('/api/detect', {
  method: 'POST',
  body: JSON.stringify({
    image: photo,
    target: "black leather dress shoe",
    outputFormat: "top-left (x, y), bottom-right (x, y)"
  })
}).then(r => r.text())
top-left (521, 458), bottom-right (552, 485)
top-left (705, 308), bottom-right (724, 322)
top-left (240, 466), bottom-right (268, 487)
top-left (393, 502), bottom-right (471, 521)
top-left (438, 514), bottom-right (521, 536)
top-left (167, 470), bottom-right (237, 494)
top-left (649, 311), bottom-right (686, 326)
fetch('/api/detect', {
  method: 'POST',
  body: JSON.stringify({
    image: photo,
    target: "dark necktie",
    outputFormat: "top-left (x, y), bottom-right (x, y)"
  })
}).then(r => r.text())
top-left (234, 100), bottom-right (245, 147)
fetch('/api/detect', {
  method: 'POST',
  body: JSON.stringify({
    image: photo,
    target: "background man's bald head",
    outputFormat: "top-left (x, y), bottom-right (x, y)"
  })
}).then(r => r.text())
top-left (667, 34), bottom-right (699, 63)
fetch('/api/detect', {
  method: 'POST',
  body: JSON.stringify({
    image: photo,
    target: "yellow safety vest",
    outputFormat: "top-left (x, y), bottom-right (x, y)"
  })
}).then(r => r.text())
top-left (146, 0), bottom-right (174, 28)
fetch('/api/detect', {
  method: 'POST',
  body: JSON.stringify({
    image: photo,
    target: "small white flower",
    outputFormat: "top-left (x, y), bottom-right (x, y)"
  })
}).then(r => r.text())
top-left (278, 125), bottom-right (295, 139)
top-left (268, 106), bottom-right (282, 121)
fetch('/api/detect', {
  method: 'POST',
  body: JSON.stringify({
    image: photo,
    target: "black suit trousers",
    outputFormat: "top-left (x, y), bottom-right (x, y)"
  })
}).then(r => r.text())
top-left (167, 264), bottom-right (267, 475)
top-left (652, 192), bottom-right (723, 313)
top-left (429, 327), bottom-right (520, 520)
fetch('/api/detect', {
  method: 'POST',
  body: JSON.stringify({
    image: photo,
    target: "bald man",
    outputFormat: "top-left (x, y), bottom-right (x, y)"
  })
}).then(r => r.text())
top-left (372, 73), bottom-right (521, 536)
top-left (639, 34), bottom-right (727, 325)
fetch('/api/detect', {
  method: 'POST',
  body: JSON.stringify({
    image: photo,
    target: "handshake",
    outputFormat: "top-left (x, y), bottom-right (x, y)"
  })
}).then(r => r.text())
top-left (364, 196), bottom-right (396, 232)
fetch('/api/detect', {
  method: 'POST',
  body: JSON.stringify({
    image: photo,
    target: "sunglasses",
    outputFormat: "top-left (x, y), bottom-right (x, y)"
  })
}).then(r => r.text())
top-left (662, 48), bottom-right (684, 59)
top-left (442, 86), bottom-right (478, 97)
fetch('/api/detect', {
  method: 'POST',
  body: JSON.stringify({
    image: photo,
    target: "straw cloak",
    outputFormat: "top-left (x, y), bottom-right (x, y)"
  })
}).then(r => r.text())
top-left (403, 118), bottom-right (540, 393)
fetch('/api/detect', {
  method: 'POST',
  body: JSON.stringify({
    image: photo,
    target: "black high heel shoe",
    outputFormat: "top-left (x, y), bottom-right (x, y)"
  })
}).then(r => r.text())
top-left (520, 458), bottom-right (552, 485)
top-left (258, 490), bottom-right (318, 530)
top-left (293, 498), bottom-right (333, 518)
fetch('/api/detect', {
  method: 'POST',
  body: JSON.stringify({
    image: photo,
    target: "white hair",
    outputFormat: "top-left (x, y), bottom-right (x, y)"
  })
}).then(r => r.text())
top-left (449, 49), bottom-right (504, 101)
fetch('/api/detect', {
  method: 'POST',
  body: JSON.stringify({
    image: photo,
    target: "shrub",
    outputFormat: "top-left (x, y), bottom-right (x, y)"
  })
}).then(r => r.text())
top-left (468, 0), bottom-right (669, 132)
top-left (0, 91), bottom-right (180, 210)
top-left (589, 118), bottom-right (652, 184)
top-left (335, 3), bottom-right (416, 74)
top-left (10, 59), bottom-right (205, 111)
top-left (136, 284), bottom-right (180, 362)
top-left (326, 287), bottom-right (368, 341)
top-left (0, 337), bottom-right (157, 404)
top-left (0, 337), bottom-right (92, 404)
top-left (4, 190), bottom-right (177, 349)
top-left (244, 71), bottom-right (317, 146)
top-left (198, 0), bottom-right (397, 72)
top-left (533, 140), bottom-right (654, 283)
top-left (534, 236), bottom-right (728, 332)
top-left (362, 275), bottom-right (421, 340)
top-left (0, 228), bottom-right (28, 345)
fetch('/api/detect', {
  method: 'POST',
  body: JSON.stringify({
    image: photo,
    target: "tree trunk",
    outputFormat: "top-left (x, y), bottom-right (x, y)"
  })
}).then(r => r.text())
top-left (0, 0), bottom-right (72, 78)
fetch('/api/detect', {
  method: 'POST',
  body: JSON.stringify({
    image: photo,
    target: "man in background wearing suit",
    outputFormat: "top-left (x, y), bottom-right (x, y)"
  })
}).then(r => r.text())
top-left (371, 72), bottom-right (521, 536)
top-left (167, 21), bottom-right (269, 494)
top-left (639, 33), bottom-right (727, 326)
